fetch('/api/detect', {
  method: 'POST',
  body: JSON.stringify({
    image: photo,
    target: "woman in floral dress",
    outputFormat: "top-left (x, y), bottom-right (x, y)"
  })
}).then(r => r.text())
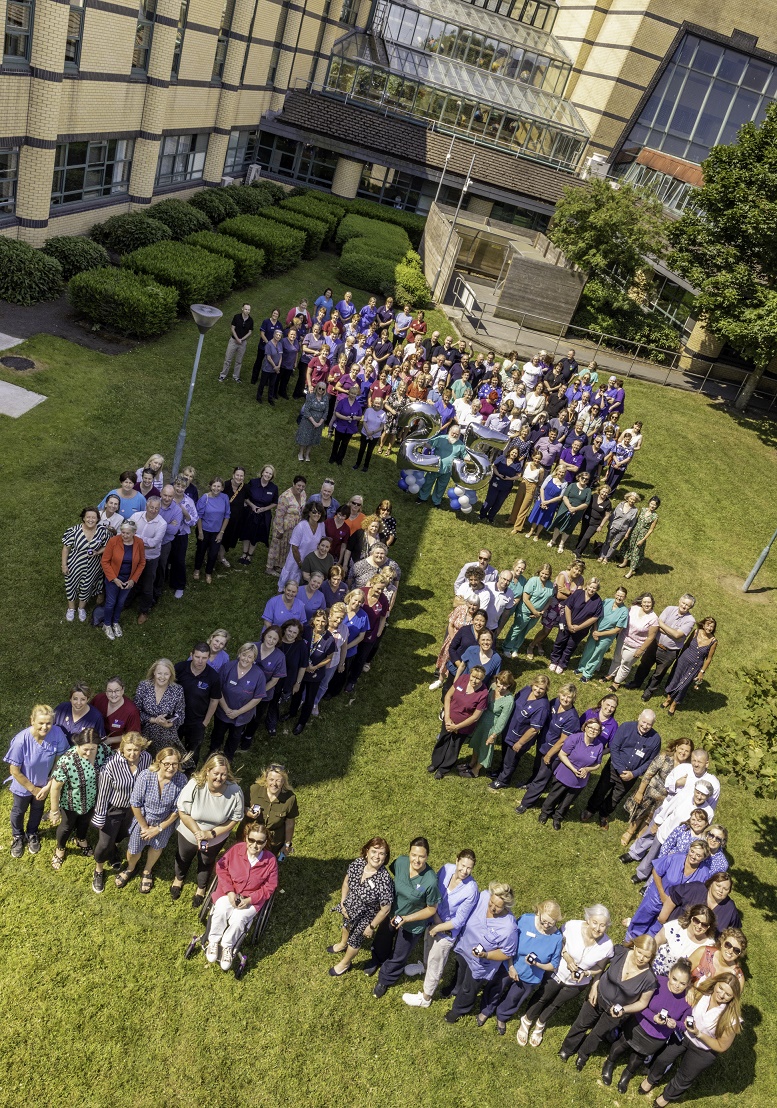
top-left (620, 496), bottom-right (660, 578)
top-left (266, 477), bottom-right (307, 576)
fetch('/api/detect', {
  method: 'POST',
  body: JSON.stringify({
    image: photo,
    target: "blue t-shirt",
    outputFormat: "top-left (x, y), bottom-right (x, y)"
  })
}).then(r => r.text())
top-left (252, 646), bottom-right (288, 699)
top-left (262, 594), bottom-right (307, 627)
top-left (99, 489), bottom-right (146, 519)
top-left (504, 687), bottom-right (550, 748)
top-left (314, 295), bottom-right (333, 320)
top-left (4, 725), bottom-right (69, 794)
top-left (512, 912), bottom-right (563, 983)
top-left (459, 645), bottom-right (503, 686)
top-left (344, 609), bottom-right (370, 657)
top-left (196, 492), bottom-right (231, 532)
top-left (454, 889), bottom-right (518, 981)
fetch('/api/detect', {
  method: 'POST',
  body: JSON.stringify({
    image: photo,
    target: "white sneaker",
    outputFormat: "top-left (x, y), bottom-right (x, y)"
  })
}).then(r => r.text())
top-left (404, 962), bottom-right (425, 977)
top-left (402, 992), bottom-right (431, 1007)
top-left (66, 609), bottom-right (75, 622)
top-left (205, 940), bottom-right (220, 963)
top-left (428, 679), bottom-right (442, 691)
top-left (103, 625), bottom-right (115, 641)
top-left (174, 589), bottom-right (184, 599)
top-left (113, 623), bottom-right (123, 638)
top-left (219, 945), bottom-right (233, 971)
top-left (78, 608), bottom-right (87, 622)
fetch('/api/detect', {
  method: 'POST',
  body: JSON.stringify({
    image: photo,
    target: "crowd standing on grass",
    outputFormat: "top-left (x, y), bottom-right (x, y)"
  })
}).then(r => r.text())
top-left (6, 283), bottom-right (749, 1100)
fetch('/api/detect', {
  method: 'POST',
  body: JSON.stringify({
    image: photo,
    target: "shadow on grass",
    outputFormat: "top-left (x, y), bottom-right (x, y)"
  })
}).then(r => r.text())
top-left (730, 865), bottom-right (777, 923)
top-left (639, 557), bottom-right (674, 575)
top-left (750, 815), bottom-right (777, 858)
top-left (252, 854), bottom-right (352, 960)
top-left (715, 403), bottom-right (777, 451)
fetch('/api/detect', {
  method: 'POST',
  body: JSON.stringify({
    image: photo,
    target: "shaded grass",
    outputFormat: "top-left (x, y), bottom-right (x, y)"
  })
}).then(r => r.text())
top-left (0, 256), bottom-right (775, 1107)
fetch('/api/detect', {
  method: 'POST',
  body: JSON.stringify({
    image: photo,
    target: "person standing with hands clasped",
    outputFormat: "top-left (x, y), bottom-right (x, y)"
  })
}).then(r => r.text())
top-left (4, 705), bottom-right (69, 858)
top-left (219, 304), bottom-right (253, 383)
top-left (428, 666), bottom-right (488, 779)
top-left (581, 709), bottom-right (661, 830)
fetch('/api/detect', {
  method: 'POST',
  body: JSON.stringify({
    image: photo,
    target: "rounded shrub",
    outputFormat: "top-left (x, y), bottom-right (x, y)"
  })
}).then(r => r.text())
top-left (90, 212), bottom-right (172, 255)
top-left (337, 250), bottom-right (396, 297)
top-left (122, 241), bottom-right (235, 311)
top-left (0, 239), bottom-right (64, 305)
top-left (257, 209), bottom-right (327, 259)
top-left (223, 184), bottom-right (274, 215)
top-left (184, 231), bottom-right (265, 286)
top-left (68, 268), bottom-right (178, 337)
top-left (280, 195), bottom-right (342, 238)
top-left (336, 214), bottom-right (411, 259)
top-left (218, 216), bottom-right (305, 273)
top-left (189, 187), bottom-right (241, 225)
top-left (40, 236), bottom-right (110, 282)
top-left (249, 179), bottom-right (286, 203)
top-left (147, 198), bottom-right (212, 240)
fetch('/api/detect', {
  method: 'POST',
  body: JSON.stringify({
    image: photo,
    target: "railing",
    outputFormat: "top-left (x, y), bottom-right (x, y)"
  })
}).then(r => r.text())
top-left (448, 275), bottom-right (777, 414)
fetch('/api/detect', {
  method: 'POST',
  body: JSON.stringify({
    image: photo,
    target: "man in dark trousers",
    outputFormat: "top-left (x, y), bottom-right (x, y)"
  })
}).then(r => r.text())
top-left (174, 643), bottom-right (222, 764)
top-left (581, 709), bottom-right (661, 830)
top-left (219, 303), bottom-right (253, 382)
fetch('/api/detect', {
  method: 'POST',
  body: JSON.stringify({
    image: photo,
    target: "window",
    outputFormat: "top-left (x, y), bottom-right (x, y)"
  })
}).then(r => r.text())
top-left (171, 0), bottom-right (188, 77)
top-left (65, 1), bottom-right (84, 67)
top-left (245, 131), bottom-right (338, 186)
top-left (4, 0), bottom-right (34, 62)
top-left (133, 0), bottom-right (156, 72)
top-left (212, 0), bottom-right (235, 81)
top-left (225, 129), bottom-right (259, 175)
top-left (0, 146), bottom-right (20, 215)
top-left (155, 132), bottom-right (207, 186)
top-left (51, 139), bottom-right (134, 207)
top-left (340, 0), bottom-right (358, 26)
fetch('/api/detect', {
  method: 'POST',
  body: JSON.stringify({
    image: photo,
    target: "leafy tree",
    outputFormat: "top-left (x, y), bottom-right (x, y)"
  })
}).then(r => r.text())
top-left (669, 103), bottom-right (777, 410)
top-left (548, 177), bottom-right (669, 284)
top-left (695, 662), bottom-right (777, 799)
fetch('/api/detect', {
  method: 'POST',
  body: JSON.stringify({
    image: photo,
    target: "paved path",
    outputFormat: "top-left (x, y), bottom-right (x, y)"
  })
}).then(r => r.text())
top-left (0, 379), bottom-right (46, 418)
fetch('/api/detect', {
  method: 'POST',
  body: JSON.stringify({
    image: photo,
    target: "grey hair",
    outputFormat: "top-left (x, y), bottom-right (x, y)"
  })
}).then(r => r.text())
top-left (584, 903), bottom-right (611, 925)
top-left (370, 543), bottom-right (389, 556)
top-left (680, 593), bottom-right (696, 607)
top-left (120, 520), bottom-right (138, 531)
top-left (146, 495), bottom-right (162, 504)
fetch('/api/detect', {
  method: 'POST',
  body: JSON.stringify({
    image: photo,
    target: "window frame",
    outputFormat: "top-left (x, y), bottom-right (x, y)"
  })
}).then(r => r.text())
top-left (0, 145), bottom-right (21, 217)
top-left (155, 132), bottom-right (208, 187)
top-left (50, 138), bottom-right (135, 208)
top-left (132, 0), bottom-right (157, 73)
top-left (4, 0), bottom-right (35, 64)
top-left (171, 0), bottom-right (188, 78)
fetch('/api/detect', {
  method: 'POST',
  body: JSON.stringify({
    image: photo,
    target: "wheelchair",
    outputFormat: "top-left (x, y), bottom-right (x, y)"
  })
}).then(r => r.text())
top-left (183, 871), bottom-right (276, 979)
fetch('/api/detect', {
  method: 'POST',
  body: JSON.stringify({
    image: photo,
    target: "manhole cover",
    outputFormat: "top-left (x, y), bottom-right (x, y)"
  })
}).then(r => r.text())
top-left (0, 355), bottom-right (35, 371)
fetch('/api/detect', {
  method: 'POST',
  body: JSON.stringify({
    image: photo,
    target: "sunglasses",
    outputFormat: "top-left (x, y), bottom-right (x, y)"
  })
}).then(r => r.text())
top-left (691, 916), bottom-right (708, 925)
top-left (707, 834), bottom-right (725, 843)
top-left (723, 941), bottom-right (742, 955)
top-left (268, 763), bottom-right (286, 772)
top-left (247, 837), bottom-right (266, 846)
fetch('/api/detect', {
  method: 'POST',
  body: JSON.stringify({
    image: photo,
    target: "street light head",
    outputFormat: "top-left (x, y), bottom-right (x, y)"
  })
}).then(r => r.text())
top-left (190, 304), bottom-right (223, 333)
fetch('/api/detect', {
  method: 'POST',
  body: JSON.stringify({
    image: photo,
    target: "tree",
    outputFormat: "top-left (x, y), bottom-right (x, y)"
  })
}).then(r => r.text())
top-left (669, 103), bottom-right (777, 410)
top-left (548, 177), bottom-right (669, 284)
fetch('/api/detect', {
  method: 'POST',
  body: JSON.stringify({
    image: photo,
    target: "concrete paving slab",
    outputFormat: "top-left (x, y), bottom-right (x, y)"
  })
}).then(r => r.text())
top-left (0, 332), bottom-right (23, 351)
top-left (0, 379), bottom-right (47, 417)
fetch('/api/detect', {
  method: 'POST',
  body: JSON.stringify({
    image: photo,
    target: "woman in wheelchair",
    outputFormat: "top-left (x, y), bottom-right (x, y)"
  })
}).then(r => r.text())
top-left (206, 823), bottom-right (279, 970)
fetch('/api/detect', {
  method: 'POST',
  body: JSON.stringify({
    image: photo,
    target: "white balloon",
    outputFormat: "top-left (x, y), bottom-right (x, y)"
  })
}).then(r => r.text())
top-left (452, 485), bottom-right (465, 496)
top-left (407, 482), bottom-right (420, 494)
top-left (459, 503), bottom-right (473, 514)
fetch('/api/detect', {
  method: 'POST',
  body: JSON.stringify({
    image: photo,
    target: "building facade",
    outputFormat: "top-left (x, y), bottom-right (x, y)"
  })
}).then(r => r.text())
top-left (1, 0), bottom-right (776, 246)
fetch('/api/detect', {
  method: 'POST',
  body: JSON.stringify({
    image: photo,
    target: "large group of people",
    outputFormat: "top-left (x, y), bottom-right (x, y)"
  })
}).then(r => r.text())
top-left (7, 278), bottom-right (751, 1100)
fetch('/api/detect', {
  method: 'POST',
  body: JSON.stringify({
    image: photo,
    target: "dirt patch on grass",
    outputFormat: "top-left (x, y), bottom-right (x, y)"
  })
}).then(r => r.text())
top-left (719, 573), bottom-right (776, 603)
top-left (0, 294), bottom-right (138, 355)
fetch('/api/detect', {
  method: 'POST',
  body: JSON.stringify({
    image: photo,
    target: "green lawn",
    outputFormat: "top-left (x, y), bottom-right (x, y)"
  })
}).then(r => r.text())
top-left (0, 255), bottom-right (775, 1108)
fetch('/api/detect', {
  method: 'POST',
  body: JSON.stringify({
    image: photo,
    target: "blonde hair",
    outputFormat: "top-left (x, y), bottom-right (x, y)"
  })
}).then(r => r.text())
top-left (329, 601), bottom-right (347, 622)
top-left (208, 628), bottom-right (230, 648)
top-left (488, 881), bottom-right (515, 908)
top-left (237, 642), bottom-right (259, 662)
top-left (254, 764), bottom-right (291, 792)
top-left (150, 745), bottom-right (182, 771)
top-left (536, 899), bottom-right (562, 921)
top-left (624, 933), bottom-right (658, 959)
top-left (687, 973), bottom-right (743, 1039)
top-left (258, 463), bottom-right (276, 480)
top-left (193, 753), bottom-right (237, 788)
top-left (361, 513), bottom-right (381, 532)
top-left (144, 658), bottom-right (176, 684)
top-left (30, 704), bottom-right (54, 723)
top-left (345, 589), bottom-right (364, 606)
top-left (143, 453), bottom-right (165, 471)
top-left (119, 731), bottom-right (150, 755)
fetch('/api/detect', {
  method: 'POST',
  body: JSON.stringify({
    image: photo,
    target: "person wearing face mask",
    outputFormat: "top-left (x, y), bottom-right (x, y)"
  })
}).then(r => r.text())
top-left (519, 905), bottom-right (613, 1048)
top-left (402, 849), bottom-right (479, 1007)
top-left (205, 823), bottom-right (278, 971)
top-left (416, 424), bottom-right (468, 509)
top-left (4, 705), bottom-right (70, 859)
top-left (91, 678), bottom-right (142, 748)
top-left (129, 496), bottom-right (167, 623)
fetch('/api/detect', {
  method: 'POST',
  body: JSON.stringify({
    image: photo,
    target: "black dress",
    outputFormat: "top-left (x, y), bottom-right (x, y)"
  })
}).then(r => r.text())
top-left (339, 857), bottom-right (395, 949)
top-left (221, 480), bottom-right (248, 552)
top-left (239, 478), bottom-right (279, 547)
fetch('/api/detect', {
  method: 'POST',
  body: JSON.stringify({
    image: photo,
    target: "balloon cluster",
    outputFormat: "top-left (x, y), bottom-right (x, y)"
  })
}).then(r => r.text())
top-left (447, 485), bottom-right (478, 514)
top-left (398, 468), bottom-right (425, 495)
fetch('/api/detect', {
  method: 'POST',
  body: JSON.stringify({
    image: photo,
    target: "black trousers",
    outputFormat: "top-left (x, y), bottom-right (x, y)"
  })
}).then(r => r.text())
top-left (277, 367), bottom-right (294, 399)
top-left (179, 720), bottom-right (207, 764)
top-left (521, 755), bottom-right (556, 807)
top-left (585, 759), bottom-right (636, 819)
top-left (250, 344), bottom-right (265, 384)
top-left (135, 559), bottom-right (158, 615)
top-left (293, 360), bottom-right (308, 399)
top-left (647, 1037), bottom-right (717, 1100)
top-left (209, 716), bottom-right (247, 761)
top-left (174, 831), bottom-right (219, 890)
top-left (168, 532), bottom-right (189, 590)
top-left (480, 482), bottom-right (512, 522)
top-left (540, 778), bottom-right (582, 821)
top-left (347, 638), bottom-right (378, 688)
top-left (449, 955), bottom-right (489, 1017)
top-left (549, 626), bottom-right (588, 668)
top-left (55, 808), bottom-right (92, 850)
top-left (430, 728), bottom-right (465, 775)
top-left (94, 805), bottom-right (133, 864)
top-left (354, 436), bottom-right (379, 471)
top-left (194, 531), bottom-right (220, 574)
top-left (525, 976), bottom-right (584, 1024)
top-left (329, 430), bottom-right (353, 466)
top-left (630, 643), bottom-right (680, 697)
top-left (373, 921), bottom-right (423, 987)
top-left (575, 522), bottom-right (603, 557)
top-left (295, 677), bottom-right (324, 731)
top-left (256, 370), bottom-right (278, 403)
top-left (562, 998), bottom-right (624, 1060)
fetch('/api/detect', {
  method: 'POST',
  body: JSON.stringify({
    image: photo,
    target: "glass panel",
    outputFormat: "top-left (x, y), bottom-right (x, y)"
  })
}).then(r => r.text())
top-left (428, 19), bottom-right (444, 51)
top-left (439, 24), bottom-right (458, 56)
top-left (386, 4), bottom-right (402, 39)
top-left (718, 49), bottom-right (747, 84)
top-left (693, 42), bottom-right (721, 75)
top-left (397, 8), bottom-right (415, 46)
top-left (414, 13), bottom-right (430, 50)
top-left (742, 59), bottom-right (770, 92)
top-left (668, 72), bottom-right (708, 137)
top-left (67, 142), bottom-right (88, 166)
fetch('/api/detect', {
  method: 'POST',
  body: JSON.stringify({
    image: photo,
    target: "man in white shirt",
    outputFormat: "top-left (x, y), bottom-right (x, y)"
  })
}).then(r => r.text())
top-left (484, 570), bottom-right (516, 632)
top-left (629, 594), bottom-right (697, 701)
top-left (625, 780), bottom-right (715, 881)
top-left (454, 550), bottom-right (498, 597)
top-left (130, 497), bottom-right (168, 624)
top-left (522, 355), bottom-right (543, 390)
top-left (664, 748), bottom-right (720, 809)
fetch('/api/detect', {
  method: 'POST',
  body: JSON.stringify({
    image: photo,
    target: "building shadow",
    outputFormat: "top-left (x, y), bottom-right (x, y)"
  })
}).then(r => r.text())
top-left (717, 404), bottom-right (777, 451)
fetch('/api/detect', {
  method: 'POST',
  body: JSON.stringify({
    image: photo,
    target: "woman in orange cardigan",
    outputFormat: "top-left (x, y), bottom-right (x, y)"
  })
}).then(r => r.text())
top-left (100, 519), bottom-right (146, 640)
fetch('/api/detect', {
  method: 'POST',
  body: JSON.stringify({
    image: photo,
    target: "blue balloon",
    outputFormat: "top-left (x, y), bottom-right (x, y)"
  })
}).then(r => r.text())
top-left (449, 498), bottom-right (461, 511)
top-left (398, 479), bottom-right (408, 490)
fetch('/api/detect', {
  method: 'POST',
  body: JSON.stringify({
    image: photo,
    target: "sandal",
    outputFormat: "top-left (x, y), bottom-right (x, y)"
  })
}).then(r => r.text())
top-left (51, 850), bottom-right (65, 871)
top-left (529, 1025), bottom-right (545, 1047)
top-left (139, 871), bottom-right (155, 894)
top-left (115, 867), bottom-right (138, 888)
top-left (205, 574), bottom-right (212, 585)
top-left (219, 557), bottom-right (230, 568)
top-left (77, 841), bottom-right (93, 857)
top-left (476, 1013), bottom-right (489, 1027)
top-left (193, 570), bottom-right (200, 580)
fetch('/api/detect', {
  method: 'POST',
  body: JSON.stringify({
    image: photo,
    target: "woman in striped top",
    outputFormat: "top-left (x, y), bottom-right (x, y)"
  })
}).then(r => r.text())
top-left (90, 732), bottom-right (152, 894)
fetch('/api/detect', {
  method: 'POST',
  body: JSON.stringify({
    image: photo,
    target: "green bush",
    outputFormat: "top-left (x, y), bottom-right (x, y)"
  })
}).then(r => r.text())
top-left (0, 239), bottom-right (63, 305)
top-left (68, 267), bottom-right (178, 337)
top-left (223, 184), bottom-right (275, 215)
top-left (337, 250), bottom-right (396, 297)
top-left (249, 179), bottom-right (287, 203)
top-left (40, 236), bottom-right (110, 281)
top-left (280, 195), bottom-right (342, 238)
top-left (336, 214), bottom-right (411, 259)
top-left (189, 187), bottom-right (241, 225)
top-left (394, 250), bottom-right (432, 309)
top-left (573, 277), bottom-right (680, 364)
top-left (91, 212), bottom-right (172, 255)
top-left (257, 209), bottom-right (327, 259)
top-left (218, 215), bottom-right (305, 273)
top-left (184, 231), bottom-right (265, 286)
top-left (347, 198), bottom-right (426, 247)
top-left (122, 241), bottom-right (235, 310)
top-left (147, 198), bottom-right (211, 240)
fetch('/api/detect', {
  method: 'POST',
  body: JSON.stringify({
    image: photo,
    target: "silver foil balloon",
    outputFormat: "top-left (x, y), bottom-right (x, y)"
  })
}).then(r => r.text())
top-left (398, 438), bottom-right (441, 473)
top-left (452, 448), bottom-right (491, 492)
top-left (397, 401), bottom-right (441, 440)
top-left (464, 421), bottom-right (509, 459)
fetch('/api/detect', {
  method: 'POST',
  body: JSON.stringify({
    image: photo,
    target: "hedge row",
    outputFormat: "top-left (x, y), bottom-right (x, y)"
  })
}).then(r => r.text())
top-left (224, 183), bottom-right (276, 215)
top-left (40, 236), bottom-right (109, 281)
top-left (0, 239), bottom-right (63, 305)
top-left (335, 214), bottom-right (412, 260)
top-left (334, 213), bottom-right (432, 308)
top-left (297, 190), bottom-right (425, 247)
top-left (280, 194), bottom-right (341, 239)
top-left (184, 231), bottom-right (265, 286)
top-left (218, 215), bottom-right (305, 273)
top-left (257, 208), bottom-right (328, 259)
top-left (147, 198), bottom-right (212, 240)
top-left (122, 241), bottom-right (234, 311)
top-left (68, 268), bottom-right (178, 337)
top-left (91, 212), bottom-right (172, 255)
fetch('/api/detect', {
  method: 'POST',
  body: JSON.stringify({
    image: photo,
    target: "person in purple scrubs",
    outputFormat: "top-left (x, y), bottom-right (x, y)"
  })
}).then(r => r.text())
top-left (328, 384), bottom-right (363, 467)
top-left (538, 719), bottom-right (606, 830)
top-left (262, 580), bottom-right (307, 630)
top-left (239, 626), bottom-right (288, 751)
top-left (209, 644), bottom-right (266, 761)
top-left (443, 882), bottom-right (519, 1023)
top-left (4, 705), bottom-right (69, 857)
top-left (548, 578), bottom-right (604, 674)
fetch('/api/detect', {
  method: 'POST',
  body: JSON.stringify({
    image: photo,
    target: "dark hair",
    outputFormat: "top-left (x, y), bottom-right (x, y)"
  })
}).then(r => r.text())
top-left (280, 618), bottom-right (304, 637)
top-left (457, 848), bottom-right (477, 863)
top-left (700, 616), bottom-right (717, 633)
top-left (75, 726), bottom-right (100, 746)
top-left (261, 624), bottom-right (283, 642)
top-left (678, 903), bottom-right (716, 933)
top-left (192, 642), bottom-right (210, 655)
top-left (119, 469), bottom-right (135, 483)
top-left (69, 683), bottom-right (92, 699)
top-left (705, 872), bottom-right (732, 890)
top-left (303, 502), bottom-right (323, 521)
top-left (649, 495), bottom-right (661, 508)
top-left (292, 474), bottom-right (306, 486)
top-left (409, 836), bottom-right (430, 854)
top-left (671, 957), bottom-right (693, 979)
top-left (80, 506), bottom-right (99, 521)
top-left (360, 836), bottom-right (390, 860)
top-left (472, 608), bottom-right (489, 622)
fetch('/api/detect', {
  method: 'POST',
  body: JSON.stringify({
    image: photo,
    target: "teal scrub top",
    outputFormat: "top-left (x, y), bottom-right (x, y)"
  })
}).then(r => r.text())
top-left (597, 597), bottom-right (630, 632)
top-left (390, 855), bottom-right (440, 935)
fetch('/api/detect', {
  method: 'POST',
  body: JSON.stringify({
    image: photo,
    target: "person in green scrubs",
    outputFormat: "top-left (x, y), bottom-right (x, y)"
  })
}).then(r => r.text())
top-left (367, 837), bottom-right (441, 997)
top-left (503, 564), bottom-right (555, 657)
top-left (576, 587), bottom-right (629, 680)
top-left (417, 426), bottom-right (468, 508)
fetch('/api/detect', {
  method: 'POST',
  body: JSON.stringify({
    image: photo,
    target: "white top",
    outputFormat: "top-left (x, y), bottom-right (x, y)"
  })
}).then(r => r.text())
top-left (99, 510), bottom-right (123, 535)
top-left (522, 461), bottom-right (544, 484)
top-left (454, 398), bottom-right (473, 422)
top-left (361, 407), bottom-right (386, 439)
top-left (484, 584), bottom-right (515, 631)
top-left (176, 779), bottom-right (244, 845)
top-left (129, 511), bottom-right (168, 561)
top-left (652, 920), bottom-right (714, 975)
top-left (525, 392), bottom-right (546, 417)
top-left (522, 364), bottom-right (542, 389)
top-left (655, 790), bottom-right (714, 843)
top-left (623, 604), bottom-right (660, 649)
top-left (455, 561), bottom-right (499, 592)
top-left (665, 764), bottom-right (721, 809)
top-left (554, 919), bottom-right (614, 986)
top-left (687, 994), bottom-right (726, 1050)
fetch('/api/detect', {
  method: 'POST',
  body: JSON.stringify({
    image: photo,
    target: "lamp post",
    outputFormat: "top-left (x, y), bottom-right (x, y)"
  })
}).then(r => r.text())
top-left (172, 304), bottom-right (223, 479)
top-left (742, 525), bottom-right (777, 592)
top-left (433, 133), bottom-right (455, 206)
top-left (431, 147), bottom-right (476, 300)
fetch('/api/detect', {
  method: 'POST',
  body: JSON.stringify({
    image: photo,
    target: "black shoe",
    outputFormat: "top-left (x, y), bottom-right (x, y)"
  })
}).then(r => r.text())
top-left (619, 853), bottom-right (633, 864)
top-left (631, 874), bottom-right (644, 885)
top-left (352, 464), bottom-right (360, 470)
top-left (538, 813), bottom-right (549, 825)
top-left (434, 769), bottom-right (446, 779)
top-left (552, 818), bottom-right (562, 831)
top-left (191, 892), bottom-right (205, 909)
top-left (489, 780), bottom-right (508, 790)
top-left (363, 962), bottom-right (379, 977)
top-left (427, 765), bottom-right (436, 773)
top-left (372, 982), bottom-right (388, 998)
top-left (293, 724), bottom-right (304, 735)
top-left (266, 728), bottom-right (277, 737)
top-left (27, 833), bottom-right (41, 855)
top-left (602, 1060), bottom-right (614, 1086)
top-left (617, 1072), bottom-right (632, 1093)
top-left (515, 805), bottom-right (528, 814)
top-left (444, 1012), bottom-right (460, 1024)
top-left (169, 883), bottom-right (183, 900)
top-left (575, 1055), bottom-right (587, 1071)
top-left (641, 692), bottom-right (652, 702)
top-left (558, 1049), bottom-right (571, 1062)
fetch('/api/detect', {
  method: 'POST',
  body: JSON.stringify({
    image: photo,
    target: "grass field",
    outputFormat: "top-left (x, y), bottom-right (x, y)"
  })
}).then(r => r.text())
top-left (0, 255), bottom-right (775, 1108)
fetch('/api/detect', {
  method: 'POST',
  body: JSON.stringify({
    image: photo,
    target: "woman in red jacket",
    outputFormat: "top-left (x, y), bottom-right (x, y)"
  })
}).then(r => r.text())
top-left (100, 520), bottom-right (146, 640)
top-left (206, 823), bottom-right (278, 970)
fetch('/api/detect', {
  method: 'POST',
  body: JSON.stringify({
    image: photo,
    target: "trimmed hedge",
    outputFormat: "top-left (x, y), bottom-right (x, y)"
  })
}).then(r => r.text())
top-left (122, 241), bottom-right (235, 311)
top-left (40, 236), bottom-right (109, 281)
top-left (223, 184), bottom-right (275, 215)
top-left (0, 239), bottom-right (63, 305)
top-left (394, 249), bottom-right (433, 309)
top-left (336, 250), bottom-right (396, 297)
top-left (184, 231), bottom-right (265, 286)
top-left (280, 195), bottom-right (342, 238)
top-left (189, 187), bottom-right (241, 225)
top-left (257, 209), bottom-right (327, 259)
top-left (249, 179), bottom-right (287, 203)
top-left (68, 268), bottom-right (178, 337)
top-left (336, 214), bottom-right (411, 260)
top-left (147, 199), bottom-right (211, 240)
top-left (308, 192), bottom-right (425, 247)
top-left (218, 215), bottom-right (305, 273)
top-left (91, 212), bottom-right (172, 255)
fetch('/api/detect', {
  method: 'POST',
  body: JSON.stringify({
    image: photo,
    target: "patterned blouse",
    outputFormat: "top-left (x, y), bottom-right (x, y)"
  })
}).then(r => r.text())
top-left (52, 743), bottom-right (111, 814)
top-left (134, 681), bottom-right (186, 752)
